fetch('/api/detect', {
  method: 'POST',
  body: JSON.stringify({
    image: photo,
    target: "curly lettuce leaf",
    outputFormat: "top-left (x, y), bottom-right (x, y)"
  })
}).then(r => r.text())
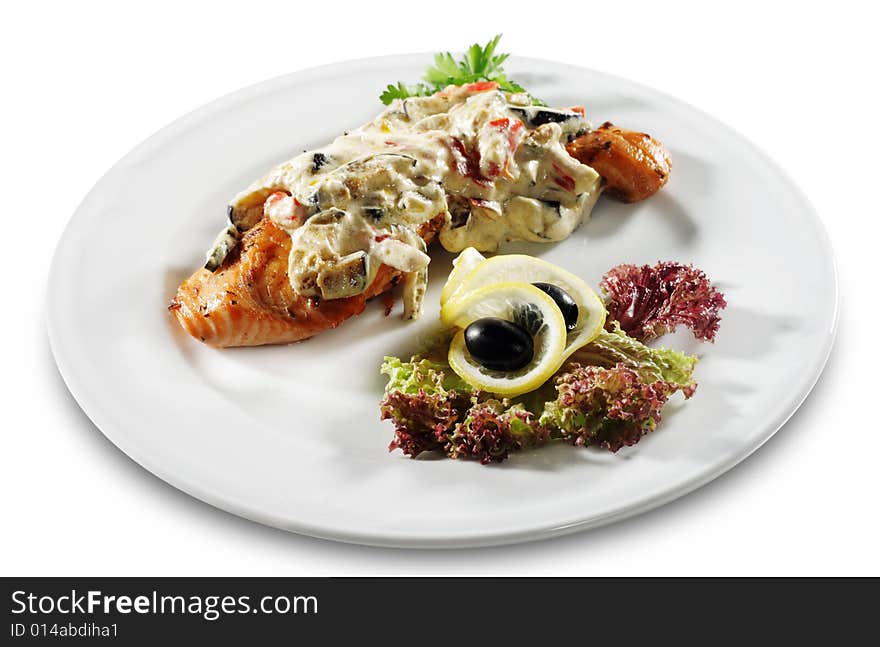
top-left (567, 322), bottom-right (698, 397)
top-left (600, 261), bottom-right (727, 343)
top-left (445, 401), bottom-right (546, 464)
top-left (539, 364), bottom-right (679, 452)
top-left (379, 357), bottom-right (474, 458)
top-left (539, 326), bottom-right (698, 452)
top-left (380, 355), bottom-right (471, 396)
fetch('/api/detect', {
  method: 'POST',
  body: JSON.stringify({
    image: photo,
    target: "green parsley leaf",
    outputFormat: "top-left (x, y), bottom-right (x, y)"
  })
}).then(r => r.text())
top-left (379, 81), bottom-right (434, 104)
top-left (379, 35), bottom-right (543, 105)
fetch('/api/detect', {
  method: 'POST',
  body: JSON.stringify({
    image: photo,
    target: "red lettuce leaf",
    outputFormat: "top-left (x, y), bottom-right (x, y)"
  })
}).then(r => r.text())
top-left (541, 363), bottom-right (679, 452)
top-left (379, 389), bottom-right (469, 458)
top-left (379, 356), bottom-right (474, 458)
top-left (600, 261), bottom-right (727, 343)
top-left (445, 402), bottom-right (547, 464)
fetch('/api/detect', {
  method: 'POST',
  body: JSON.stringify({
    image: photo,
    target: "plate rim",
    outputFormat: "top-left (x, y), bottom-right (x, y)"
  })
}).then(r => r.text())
top-left (46, 53), bottom-right (840, 548)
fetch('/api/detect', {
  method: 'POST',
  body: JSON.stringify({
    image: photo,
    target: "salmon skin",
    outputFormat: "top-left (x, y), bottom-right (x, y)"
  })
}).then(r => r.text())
top-left (170, 216), bottom-right (441, 347)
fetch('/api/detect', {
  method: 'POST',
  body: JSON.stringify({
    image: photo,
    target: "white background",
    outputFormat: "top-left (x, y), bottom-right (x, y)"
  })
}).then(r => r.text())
top-left (3, 0), bottom-right (877, 575)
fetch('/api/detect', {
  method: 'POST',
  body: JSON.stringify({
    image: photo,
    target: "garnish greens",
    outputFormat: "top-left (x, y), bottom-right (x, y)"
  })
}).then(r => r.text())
top-left (379, 325), bottom-right (700, 464)
top-left (379, 34), bottom-right (544, 105)
top-left (378, 260), bottom-right (728, 465)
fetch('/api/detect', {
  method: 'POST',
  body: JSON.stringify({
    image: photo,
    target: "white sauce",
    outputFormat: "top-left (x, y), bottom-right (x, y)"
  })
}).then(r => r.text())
top-left (227, 83), bottom-right (602, 317)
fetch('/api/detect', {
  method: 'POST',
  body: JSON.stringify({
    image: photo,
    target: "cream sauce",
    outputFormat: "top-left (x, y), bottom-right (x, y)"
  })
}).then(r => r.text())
top-left (224, 82), bottom-right (602, 317)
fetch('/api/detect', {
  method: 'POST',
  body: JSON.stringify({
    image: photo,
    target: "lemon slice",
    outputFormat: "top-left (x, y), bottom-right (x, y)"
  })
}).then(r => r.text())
top-left (445, 282), bottom-right (567, 396)
top-left (442, 254), bottom-right (606, 359)
top-left (439, 247), bottom-right (486, 306)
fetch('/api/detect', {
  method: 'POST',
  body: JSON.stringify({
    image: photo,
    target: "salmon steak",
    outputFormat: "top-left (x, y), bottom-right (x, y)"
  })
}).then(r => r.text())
top-left (171, 83), bottom-right (670, 347)
top-left (171, 217), bottom-right (441, 347)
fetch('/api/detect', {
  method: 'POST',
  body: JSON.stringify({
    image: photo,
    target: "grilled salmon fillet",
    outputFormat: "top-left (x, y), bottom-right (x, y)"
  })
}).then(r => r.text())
top-left (170, 216), bottom-right (442, 347)
top-left (170, 89), bottom-right (670, 349)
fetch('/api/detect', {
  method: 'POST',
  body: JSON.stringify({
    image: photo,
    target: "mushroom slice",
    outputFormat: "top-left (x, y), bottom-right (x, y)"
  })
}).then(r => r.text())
top-left (316, 250), bottom-right (371, 300)
top-left (390, 227), bottom-right (429, 320)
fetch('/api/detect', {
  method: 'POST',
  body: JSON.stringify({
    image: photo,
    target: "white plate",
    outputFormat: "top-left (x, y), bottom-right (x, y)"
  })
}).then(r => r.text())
top-left (48, 55), bottom-right (838, 548)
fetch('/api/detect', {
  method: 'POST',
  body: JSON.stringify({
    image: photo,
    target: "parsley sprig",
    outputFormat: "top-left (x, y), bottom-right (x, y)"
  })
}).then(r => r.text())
top-left (379, 35), bottom-right (543, 105)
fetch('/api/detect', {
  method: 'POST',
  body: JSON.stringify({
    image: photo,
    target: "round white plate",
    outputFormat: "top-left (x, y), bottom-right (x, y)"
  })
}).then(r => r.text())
top-left (48, 55), bottom-right (837, 548)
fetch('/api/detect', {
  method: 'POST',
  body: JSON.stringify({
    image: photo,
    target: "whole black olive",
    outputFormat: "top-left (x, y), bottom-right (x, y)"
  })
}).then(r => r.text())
top-left (464, 317), bottom-right (534, 372)
top-left (532, 282), bottom-right (579, 331)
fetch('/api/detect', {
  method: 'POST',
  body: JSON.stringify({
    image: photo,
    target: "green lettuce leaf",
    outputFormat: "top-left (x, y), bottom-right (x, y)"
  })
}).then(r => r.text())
top-left (445, 401), bottom-right (547, 464)
top-left (565, 322), bottom-right (698, 396)
top-left (379, 356), bottom-right (474, 458)
top-left (380, 355), bottom-right (471, 396)
top-left (538, 363), bottom-right (683, 452)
